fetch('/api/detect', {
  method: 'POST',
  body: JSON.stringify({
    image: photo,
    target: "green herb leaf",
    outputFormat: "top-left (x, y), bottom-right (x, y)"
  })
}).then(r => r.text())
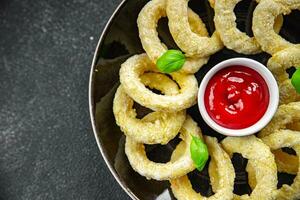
top-left (190, 135), bottom-right (209, 171)
top-left (156, 50), bottom-right (186, 73)
top-left (292, 68), bottom-right (300, 94)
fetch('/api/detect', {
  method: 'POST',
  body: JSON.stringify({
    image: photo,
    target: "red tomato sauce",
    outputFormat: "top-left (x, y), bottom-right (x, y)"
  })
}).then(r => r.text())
top-left (204, 65), bottom-right (269, 129)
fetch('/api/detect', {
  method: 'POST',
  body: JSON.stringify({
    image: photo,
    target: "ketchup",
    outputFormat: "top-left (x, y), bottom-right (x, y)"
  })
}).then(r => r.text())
top-left (204, 65), bottom-right (269, 129)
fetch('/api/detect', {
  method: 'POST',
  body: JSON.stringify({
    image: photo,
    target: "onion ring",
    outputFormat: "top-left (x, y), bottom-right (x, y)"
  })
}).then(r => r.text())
top-left (170, 136), bottom-right (235, 200)
top-left (259, 102), bottom-right (300, 174)
top-left (214, 0), bottom-right (261, 54)
top-left (211, 0), bottom-right (283, 51)
top-left (267, 45), bottom-right (300, 104)
top-left (120, 54), bottom-right (198, 112)
top-left (259, 102), bottom-right (300, 138)
top-left (137, 0), bottom-right (209, 74)
top-left (214, 0), bottom-right (284, 54)
top-left (221, 136), bottom-right (277, 200)
top-left (113, 73), bottom-right (186, 144)
top-left (166, 0), bottom-right (223, 58)
top-left (253, 0), bottom-right (300, 55)
top-left (125, 115), bottom-right (200, 180)
top-left (260, 130), bottom-right (300, 200)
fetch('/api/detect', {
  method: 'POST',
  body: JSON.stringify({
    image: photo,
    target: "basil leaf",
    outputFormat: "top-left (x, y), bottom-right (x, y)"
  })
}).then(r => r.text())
top-left (156, 50), bottom-right (186, 73)
top-left (291, 67), bottom-right (300, 94)
top-left (190, 135), bottom-right (209, 171)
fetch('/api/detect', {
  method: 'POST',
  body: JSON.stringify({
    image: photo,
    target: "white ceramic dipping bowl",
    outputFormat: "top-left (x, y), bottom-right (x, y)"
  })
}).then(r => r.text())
top-left (198, 58), bottom-right (279, 137)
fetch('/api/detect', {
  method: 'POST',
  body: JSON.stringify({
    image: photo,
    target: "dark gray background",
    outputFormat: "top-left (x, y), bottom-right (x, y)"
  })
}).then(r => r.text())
top-left (0, 0), bottom-right (130, 199)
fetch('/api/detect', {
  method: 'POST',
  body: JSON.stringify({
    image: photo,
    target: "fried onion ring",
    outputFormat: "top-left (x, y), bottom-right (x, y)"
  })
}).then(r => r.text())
top-left (221, 136), bottom-right (277, 200)
top-left (120, 54), bottom-right (198, 112)
top-left (259, 102), bottom-right (300, 174)
top-left (247, 131), bottom-right (300, 189)
top-left (170, 136), bottom-right (235, 200)
top-left (253, 0), bottom-right (300, 55)
top-left (214, 0), bottom-right (261, 54)
top-left (166, 0), bottom-right (223, 58)
top-left (267, 45), bottom-right (300, 104)
top-left (260, 130), bottom-right (300, 200)
top-left (214, 0), bottom-right (283, 54)
top-left (138, 0), bottom-right (209, 74)
top-left (113, 73), bottom-right (186, 144)
top-left (125, 115), bottom-right (200, 180)
top-left (259, 102), bottom-right (300, 138)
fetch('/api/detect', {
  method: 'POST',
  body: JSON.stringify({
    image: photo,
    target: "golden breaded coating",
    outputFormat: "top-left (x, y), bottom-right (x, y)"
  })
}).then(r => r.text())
top-left (120, 54), bottom-right (198, 112)
top-left (221, 136), bottom-right (277, 200)
top-left (214, 0), bottom-right (284, 54)
top-left (267, 45), bottom-right (300, 104)
top-left (125, 115), bottom-right (199, 180)
top-left (260, 130), bottom-right (300, 200)
top-left (259, 102), bottom-right (300, 137)
top-left (253, 0), bottom-right (300, 55)
top-left (259, 102), bottom-right (300, 175)
top-left (214, 0), bottom-right (261, 54)
top-left (137, 0), bottom-right (209, 74)
top-left (113, 73), bottom-right (186, 144)
top-left (167, 0), bottom-right (223, 57)
top-left (170, 136), bottom-right (235, 200)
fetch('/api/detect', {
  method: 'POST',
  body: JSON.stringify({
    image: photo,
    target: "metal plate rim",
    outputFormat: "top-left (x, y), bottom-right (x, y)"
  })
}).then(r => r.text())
top-left (88, 0), bottom-right (138, 199)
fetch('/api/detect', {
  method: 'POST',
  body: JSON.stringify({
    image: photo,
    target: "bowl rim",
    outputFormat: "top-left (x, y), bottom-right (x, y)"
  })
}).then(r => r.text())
top-left (88, 0), bottom-right (138, 199)
top-left (198, 57), bottom-right (279, 136)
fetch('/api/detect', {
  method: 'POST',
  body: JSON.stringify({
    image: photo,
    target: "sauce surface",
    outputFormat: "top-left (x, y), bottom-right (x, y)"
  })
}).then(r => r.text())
top-left (204, 65), bottom-right (269, 129)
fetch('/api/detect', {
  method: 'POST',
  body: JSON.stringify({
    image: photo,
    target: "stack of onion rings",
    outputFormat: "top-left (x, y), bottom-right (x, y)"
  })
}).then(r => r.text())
top-left (214, 0), bottom-right (284, 54)
top-left (138, 0), bottom-right (210, 74)
top-left (109, 0), bottom-right (300, 198)
top-left (113, 73), bottom-right (186, 144)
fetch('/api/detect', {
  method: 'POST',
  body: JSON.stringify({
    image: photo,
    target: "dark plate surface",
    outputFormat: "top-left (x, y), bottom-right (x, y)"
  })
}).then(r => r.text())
top-left (89, 0), bottom-right (300, 199)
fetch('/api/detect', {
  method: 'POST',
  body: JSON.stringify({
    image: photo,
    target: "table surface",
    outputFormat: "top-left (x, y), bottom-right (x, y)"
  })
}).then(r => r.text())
top-left (0, 0), bottom-right (131, 199)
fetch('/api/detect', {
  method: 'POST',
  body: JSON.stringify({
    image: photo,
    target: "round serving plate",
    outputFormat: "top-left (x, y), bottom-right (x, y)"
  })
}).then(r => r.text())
top-left (89, 0), bottom-right (300, 199)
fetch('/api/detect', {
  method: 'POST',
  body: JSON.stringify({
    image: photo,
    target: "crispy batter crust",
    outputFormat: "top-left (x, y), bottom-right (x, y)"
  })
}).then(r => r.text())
top-left (259, 102), bottom-right (300, 175)
top-left (170, 136), bottom-right (235, 200)
top-left (137, 0), bottom-right (209, 74)
top-left (267, 45), bottom-right (300, 104)
top-left (260, 130), bottom-right (300, 200)
top-left (214, 0), bottom-right (261, 54)
top-left (214, 0), bottom-right (284, 54)
top-left (166, 0), bottom-right (223, 57)
top-left (253, 0), bottom-right (300, 55)
top-left (113, 73), bottom-right (186, 144)
top-left (120, 54), bottom-right (198, 112)
top-left (259, 102), bottom-right (300, 137)
top-left (221, 136), bottom-right (277, 200)
top-left (125, 116), bottom-right (200, 180)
